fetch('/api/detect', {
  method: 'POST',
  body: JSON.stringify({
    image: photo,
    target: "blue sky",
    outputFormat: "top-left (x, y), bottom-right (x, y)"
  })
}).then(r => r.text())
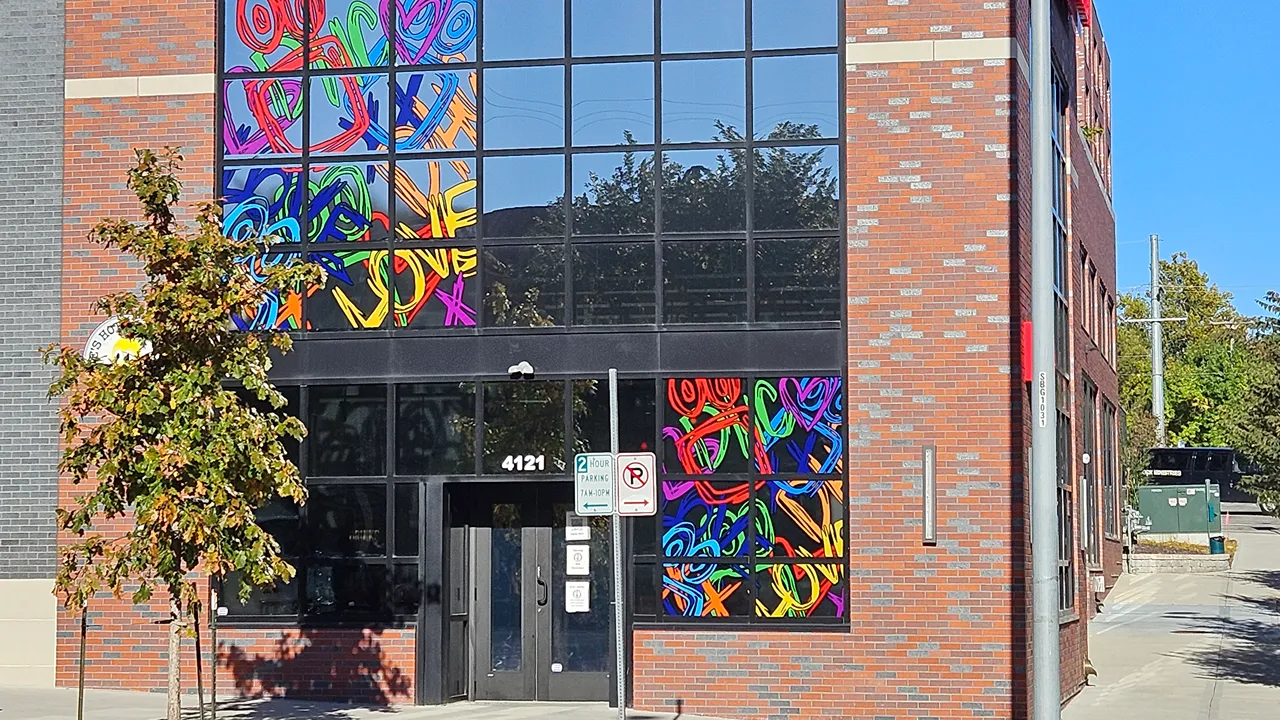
top-left (1106, 0), bottom-right (1280, 312)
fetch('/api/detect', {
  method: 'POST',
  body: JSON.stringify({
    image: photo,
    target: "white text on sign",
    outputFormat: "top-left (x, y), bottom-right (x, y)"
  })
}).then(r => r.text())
top-left (574, 452), bottom-right (615, 516)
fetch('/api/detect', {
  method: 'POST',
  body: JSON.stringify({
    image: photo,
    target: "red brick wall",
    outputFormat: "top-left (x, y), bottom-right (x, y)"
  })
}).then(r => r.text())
top-left (57, 93), bottom-right (217, 693)
top-left (216, 626), bottom-right (417, 704)
top-left (635, 2), bottom-right (1031, 716)
top-left (1070, 48), bottom-right (1122, 604)
top-left (64, 0), bottom-right (215, 79)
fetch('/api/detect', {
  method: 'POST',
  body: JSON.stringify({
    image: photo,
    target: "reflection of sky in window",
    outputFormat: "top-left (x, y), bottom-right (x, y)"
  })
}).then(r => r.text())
top-left (572, 0), bottom-right (654, 57)
top-left (661, 59), bottom-right (745, 143)
top-left (662, 0), bottom-right (744, 53)
top-left (483, 0), bottom-right (564, 61)
top-left (572, 62), bottom-right (655, 146)
top-left (483, 155), bottom-right (564, 213)
top-left (753, 55), bottom-right (838, 139)
top-left (483, 66), bottom-right (565, 149)
top-left (752, 0), bottom-right (838, 50)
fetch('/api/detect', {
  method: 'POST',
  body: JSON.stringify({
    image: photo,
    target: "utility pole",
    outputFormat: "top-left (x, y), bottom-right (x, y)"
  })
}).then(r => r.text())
top-left (1150, 234), bottom-right (1166, 445)
top-left (1029, 0), bottom-right (1061, 717)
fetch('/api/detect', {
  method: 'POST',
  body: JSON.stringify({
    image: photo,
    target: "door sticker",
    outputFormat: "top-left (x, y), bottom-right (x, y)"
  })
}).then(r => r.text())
top-left (567, 545), bottom-right (590, 576)
top-left (566, 581), bottom-right (590, 613)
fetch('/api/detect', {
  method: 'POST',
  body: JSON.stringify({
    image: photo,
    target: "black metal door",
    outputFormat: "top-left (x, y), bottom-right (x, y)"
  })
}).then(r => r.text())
top-left (469, 484), bottom-right (611, 702)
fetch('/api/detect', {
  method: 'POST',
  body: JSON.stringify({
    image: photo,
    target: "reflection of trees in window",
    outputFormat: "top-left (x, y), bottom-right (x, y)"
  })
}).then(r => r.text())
top-left (534, 123), bottom-right (836, 235)
top-left (481, 122), bottom-right (840, 328)
top-left (752, 124), bottom-right (839, 231)
top-left (308, 385), bottom-right (387, 477)
top-left (572, 243), bottom-right (656, 325)
top-left (396, 384), bottom-right (475, 475)
top-left (483, 245), bottom-right (566, 327)
top-left (451, 381), bottom-right (590, 475)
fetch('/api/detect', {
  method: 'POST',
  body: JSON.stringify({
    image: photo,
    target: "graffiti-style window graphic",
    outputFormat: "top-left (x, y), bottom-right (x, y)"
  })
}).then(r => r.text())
top-left (754, 563), bottom-right (846, 619)
top-left (753, 377), bottom-right (844, 475)
top-left (305, 248), bottom-right (392, 330)
top-left (223, 78), bottom-right (304, 158)
top-left (308, 163), bottom-right (390, 243)
top-left (233, 252), bottom-right (305, 331)
top-left (661, 480), bottom-right (751, 559)
top-left (755, 480), bottom-right (844, 559)
top-left (655, 376), bottom-right (846, 623)
top-left (391, 248), bottom-right (478, 328)
top-left (663, 378), bottom-right (750, 475)
top-left (223, 165), bottom-right (306, 244)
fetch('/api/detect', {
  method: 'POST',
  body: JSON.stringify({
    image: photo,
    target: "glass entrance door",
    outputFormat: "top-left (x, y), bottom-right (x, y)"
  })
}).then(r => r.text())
top-left (470, 484), bottom-right (612, 702)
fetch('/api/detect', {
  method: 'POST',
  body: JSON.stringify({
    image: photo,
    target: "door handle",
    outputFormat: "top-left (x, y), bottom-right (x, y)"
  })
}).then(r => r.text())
top-left (536, 565), bottom-right (549, 607)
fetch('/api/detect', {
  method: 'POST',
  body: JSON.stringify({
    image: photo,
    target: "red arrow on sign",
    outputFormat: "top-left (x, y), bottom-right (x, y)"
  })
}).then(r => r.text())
top-left (623, 499), bottom-right (650, 507)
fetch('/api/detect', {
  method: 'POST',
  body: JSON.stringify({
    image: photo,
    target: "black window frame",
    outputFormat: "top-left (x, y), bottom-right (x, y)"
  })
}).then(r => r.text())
top-left (632, 375), bottom-right (848, 631)
top-left (215, 0), bottom-right (843, 336)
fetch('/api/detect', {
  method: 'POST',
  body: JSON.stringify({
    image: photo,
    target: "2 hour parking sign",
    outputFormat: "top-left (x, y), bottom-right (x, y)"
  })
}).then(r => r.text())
top-left (574, 452), bottom-right (615, 516)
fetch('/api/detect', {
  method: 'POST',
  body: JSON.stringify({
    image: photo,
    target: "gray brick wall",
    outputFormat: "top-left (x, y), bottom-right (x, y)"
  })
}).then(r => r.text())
top-left (0, 0), bottom-right (64, 579)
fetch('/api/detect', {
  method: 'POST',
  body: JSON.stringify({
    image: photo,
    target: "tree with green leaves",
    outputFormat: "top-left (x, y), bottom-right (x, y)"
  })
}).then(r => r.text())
top-left (1117, 253), bottom-right (1256, 491)
top-left (44, 148), bottom-right (320, 720)
top-left (1226, 291), bottom-right (1280, 510)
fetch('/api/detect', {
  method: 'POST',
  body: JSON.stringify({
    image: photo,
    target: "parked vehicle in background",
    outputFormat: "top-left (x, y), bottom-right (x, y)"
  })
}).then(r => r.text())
top-left (1144, 447), bottom-right (1268, 509)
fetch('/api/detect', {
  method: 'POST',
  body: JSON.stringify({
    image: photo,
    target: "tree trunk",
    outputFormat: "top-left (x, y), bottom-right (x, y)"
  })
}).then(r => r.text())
top-left (168, 595), bottom-right (181, 720)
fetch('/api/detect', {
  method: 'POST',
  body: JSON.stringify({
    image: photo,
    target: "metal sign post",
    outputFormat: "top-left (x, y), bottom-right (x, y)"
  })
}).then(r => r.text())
top-left (608, 369), bottom-right (625, 720)
top-left (574, 369), bottom-right (656, 719)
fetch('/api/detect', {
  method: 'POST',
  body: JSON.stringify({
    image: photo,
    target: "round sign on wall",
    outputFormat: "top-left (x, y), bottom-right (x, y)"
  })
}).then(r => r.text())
top-left (82, 316), bottom-right (152, 364)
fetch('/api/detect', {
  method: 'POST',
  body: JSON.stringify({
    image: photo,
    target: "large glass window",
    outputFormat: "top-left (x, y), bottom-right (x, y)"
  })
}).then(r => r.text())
top-left (660, 59), bottom-right (746, 143)
top-left (571, 0), bottom-right (654, 57)
top-left (482, 381), bottom-right (569, 474)
top-left (483, 66), bottom-right (566, 150)
top-left (752, 55), bottom-right (839, 140)
top-left (1082, 379), bottom-right (1100, 568)
top-left (663, 240), bottom-right (747, 324)
top-left (220, 0), bottom-right (843, 333)
top-left (483, 0), bottom-right (564, 61)
top-left (396, 383), bottom-right (476, 475)
top-left (1102, 402), bottom-right (1119, 539)
top-left (572, 63), bottom-right (655, 146)
top-left (662, 0), bottom-right (744, 53)
top-left (752, 0), bottom-right (838, 50)
top-left (308, 385), bottom-right (387, 477)
top-left (571, 243), bottom-right (657, 326)
top-left (227, 375), bottom-right (844, 628)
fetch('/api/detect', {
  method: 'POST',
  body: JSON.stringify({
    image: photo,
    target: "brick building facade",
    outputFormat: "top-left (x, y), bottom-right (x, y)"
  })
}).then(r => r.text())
top-left (0, 0), bottom-right (1121, 717)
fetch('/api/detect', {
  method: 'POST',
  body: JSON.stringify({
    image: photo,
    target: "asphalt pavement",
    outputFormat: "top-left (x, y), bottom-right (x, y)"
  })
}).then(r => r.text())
top-left (1063, 503), bottom-right (1280, 720)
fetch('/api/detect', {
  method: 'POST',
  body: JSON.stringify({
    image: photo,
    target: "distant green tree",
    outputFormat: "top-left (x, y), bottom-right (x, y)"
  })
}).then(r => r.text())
top-left (43, 148), bottom-right (319, 720)
top-left (1117, 253), bottom-right (1254, 453)
top-left (1228, 291), bottom-right (1280, 509)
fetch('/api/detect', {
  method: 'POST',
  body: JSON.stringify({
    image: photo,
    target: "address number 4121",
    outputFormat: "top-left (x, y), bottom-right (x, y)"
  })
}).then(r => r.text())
top-left (501, 454), bottom-right (546, 472)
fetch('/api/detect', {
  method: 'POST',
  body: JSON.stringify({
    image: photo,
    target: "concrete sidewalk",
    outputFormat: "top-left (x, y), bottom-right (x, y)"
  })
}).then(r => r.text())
top-left (1064, 506), bottom-right (1280, 720)
top-left (0, 687), bottom-right (730, 720)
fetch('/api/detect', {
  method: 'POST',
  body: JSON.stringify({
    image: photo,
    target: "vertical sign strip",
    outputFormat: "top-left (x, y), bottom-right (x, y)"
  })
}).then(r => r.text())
top-left (923, 444), bottom-right (938, 545)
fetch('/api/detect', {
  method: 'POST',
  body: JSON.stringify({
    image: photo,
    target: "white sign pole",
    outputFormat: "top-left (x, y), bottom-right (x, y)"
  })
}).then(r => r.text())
top-left (608, 368), bottom-right (626, 720)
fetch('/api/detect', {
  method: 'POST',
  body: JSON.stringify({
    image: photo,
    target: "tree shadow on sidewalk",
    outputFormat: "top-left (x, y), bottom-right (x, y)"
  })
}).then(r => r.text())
top-left (1170, 612), bottom-right (1280, 688)
top-left (171, 697), bottom-right (403, 720)
top-left (1232, 570), bottom-right (1280, 593)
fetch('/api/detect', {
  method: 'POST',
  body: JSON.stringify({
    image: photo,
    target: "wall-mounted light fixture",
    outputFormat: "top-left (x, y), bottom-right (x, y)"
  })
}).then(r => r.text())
top-left (922, 444), bottom-right (937, 545)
